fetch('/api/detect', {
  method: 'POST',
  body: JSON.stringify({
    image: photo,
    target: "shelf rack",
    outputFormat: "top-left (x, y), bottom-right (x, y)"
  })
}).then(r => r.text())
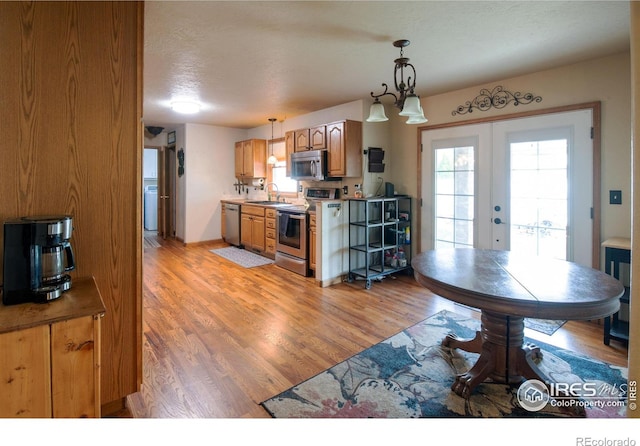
top-left (602, 237), bottom-right (631, 346)
top-left (348, 196), bottom-right (412, 289)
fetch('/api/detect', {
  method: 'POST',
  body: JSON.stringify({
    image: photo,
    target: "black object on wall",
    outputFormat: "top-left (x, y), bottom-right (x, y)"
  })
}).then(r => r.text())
top-left (368, 147), bottom-right (385, 172)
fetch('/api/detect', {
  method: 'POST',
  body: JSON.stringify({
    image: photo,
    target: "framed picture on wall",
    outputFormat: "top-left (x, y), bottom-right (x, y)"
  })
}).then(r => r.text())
top-left (167, 131), bottom-right (176, 145)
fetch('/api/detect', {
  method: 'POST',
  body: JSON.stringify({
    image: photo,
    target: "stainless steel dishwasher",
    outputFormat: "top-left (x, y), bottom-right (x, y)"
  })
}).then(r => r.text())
top-left (224, 203), bottom-right (241, 246)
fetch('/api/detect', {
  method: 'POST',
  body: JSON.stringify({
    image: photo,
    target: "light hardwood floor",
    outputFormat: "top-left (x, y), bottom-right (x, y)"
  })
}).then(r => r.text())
top-left (126, 235), bottom-right (629, 418)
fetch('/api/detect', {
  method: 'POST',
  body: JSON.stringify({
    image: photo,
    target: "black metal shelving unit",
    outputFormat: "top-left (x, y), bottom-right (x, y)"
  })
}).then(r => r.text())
top-left (348, 196), bottom-right (412, 289)
top-left (602, 238), bottom-right (631, 346)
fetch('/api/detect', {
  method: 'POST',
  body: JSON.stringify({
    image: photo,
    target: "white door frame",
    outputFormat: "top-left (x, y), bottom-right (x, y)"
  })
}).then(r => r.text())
top-left (416, 102), bottom-right (602, 269)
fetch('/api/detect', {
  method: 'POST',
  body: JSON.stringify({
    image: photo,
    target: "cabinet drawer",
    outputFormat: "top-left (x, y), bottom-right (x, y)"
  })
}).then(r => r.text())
top-left (266, 218), bottom-right (276, 230)
top-left (265, 238), bottom-right (276, 253)
top-left (265, 228), bottom-right (276, 239)
top-left (265, 209), bottom-right (277, 218)
top-left (241, 205), bottom-right (265, 217)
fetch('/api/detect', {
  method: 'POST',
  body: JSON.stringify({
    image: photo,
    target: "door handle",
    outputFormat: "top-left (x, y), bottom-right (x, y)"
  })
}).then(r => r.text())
top-left (494, 217), bottom-right (505, 225)
top-left (160, 195), bottom-right (169, 199)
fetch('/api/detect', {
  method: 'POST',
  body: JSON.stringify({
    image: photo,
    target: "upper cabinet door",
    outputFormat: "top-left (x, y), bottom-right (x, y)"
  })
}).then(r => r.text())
top-left (309, 125), bottom-right (326, 150)
top-left (326, 120), bottom-right (362, 178)
top-left (294, 129), bottom-right (310, 152)
top-left (294, 125), bottom-right (326, 151)
top-left (234, 139), bottom-right (266, 178)
top-left (234, 141), bottom-right (245, 177)
top-left (285, 131), bottom-right (295, 177)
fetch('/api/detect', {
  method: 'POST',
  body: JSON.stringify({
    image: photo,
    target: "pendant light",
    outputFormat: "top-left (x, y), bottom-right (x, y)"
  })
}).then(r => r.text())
top-left (267, 118), bottom-right (278, 165)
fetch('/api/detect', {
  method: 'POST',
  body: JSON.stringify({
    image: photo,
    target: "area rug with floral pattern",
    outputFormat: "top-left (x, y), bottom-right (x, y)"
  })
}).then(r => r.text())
top-left (260, 310), bottom-right (627, 418)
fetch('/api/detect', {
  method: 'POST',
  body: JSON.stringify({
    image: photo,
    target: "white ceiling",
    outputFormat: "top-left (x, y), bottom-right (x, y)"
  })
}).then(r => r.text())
top-left (143, 0), bottom-right (631, 130)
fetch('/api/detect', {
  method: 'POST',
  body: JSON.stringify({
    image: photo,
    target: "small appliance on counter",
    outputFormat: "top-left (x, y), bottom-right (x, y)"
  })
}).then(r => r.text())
top-left (2, 215), bottom-right (76, 305)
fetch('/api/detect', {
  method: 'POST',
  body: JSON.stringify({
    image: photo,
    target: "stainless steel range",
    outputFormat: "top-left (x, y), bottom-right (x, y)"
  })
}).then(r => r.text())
top-left (275, 206), bottom-right (309, 276)
top-left (274, 187), bottom-right (339, 276)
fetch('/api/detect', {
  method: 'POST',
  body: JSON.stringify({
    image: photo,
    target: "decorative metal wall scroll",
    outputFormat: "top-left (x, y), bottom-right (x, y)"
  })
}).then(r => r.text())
top-left (452, 85), bottom-right (542, 116)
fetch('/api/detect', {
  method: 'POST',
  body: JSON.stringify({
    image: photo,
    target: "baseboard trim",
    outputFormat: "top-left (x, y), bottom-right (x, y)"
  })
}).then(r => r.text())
top-left (182, 238), bottom-right (224, 247)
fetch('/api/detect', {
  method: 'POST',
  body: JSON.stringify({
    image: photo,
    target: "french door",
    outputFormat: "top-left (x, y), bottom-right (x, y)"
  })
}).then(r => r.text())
top-left (421, 109), bottom-right (594, 267)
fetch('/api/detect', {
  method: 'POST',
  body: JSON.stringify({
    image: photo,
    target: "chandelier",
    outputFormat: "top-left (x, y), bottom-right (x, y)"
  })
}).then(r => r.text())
top-left (366, 39), bottom-right (428, 124)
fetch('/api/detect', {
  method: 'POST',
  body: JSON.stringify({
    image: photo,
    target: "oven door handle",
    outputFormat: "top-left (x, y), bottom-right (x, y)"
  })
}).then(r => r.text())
top-left (278, 212), bottom-right (306, 221)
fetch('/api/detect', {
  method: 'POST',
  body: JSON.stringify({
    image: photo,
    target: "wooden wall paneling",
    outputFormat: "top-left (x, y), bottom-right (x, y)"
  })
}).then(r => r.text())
top-left (0, 1), bottom-right (143, 411)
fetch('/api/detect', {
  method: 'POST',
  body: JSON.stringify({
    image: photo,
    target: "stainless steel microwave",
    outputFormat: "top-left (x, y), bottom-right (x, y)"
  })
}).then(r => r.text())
top-left (290, 149), bottom-right (329, 181)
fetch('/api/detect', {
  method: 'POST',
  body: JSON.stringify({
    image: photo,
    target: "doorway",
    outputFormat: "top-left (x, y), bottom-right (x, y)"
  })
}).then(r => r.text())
top-left (143, 145), bottom-right (176, 240)
top-left (420, 107), bottom-right (597, 268)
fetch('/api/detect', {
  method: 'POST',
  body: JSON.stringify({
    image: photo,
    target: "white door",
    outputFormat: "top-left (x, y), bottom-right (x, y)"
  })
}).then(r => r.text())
top-left (421, 109), bottom-right (593, 267)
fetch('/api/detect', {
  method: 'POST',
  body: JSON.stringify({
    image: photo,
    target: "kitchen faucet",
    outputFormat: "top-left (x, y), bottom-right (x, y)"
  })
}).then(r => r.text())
top-left (265, 182), bottom-right (280, 202)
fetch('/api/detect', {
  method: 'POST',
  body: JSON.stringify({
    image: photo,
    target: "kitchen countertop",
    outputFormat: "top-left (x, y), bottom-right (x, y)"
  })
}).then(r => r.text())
top-left (221, 198), bottom-right (309, 212)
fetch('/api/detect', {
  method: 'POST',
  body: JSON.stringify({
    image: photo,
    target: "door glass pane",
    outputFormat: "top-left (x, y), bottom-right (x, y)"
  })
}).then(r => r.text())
top-left (434, 146), bottom-right (474, 248)
top-left (509, 140), bottom-right (568, 260)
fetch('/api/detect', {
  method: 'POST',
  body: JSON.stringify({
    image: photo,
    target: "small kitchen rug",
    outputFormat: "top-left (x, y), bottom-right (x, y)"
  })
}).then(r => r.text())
top-left (210, 247), bottom-right (274, 268)
top-left (260, 310), bottom-right (627, 418)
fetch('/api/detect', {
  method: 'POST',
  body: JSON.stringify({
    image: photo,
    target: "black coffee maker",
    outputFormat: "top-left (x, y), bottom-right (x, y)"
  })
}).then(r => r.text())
top-left (2, 215), bottom-right (75, 305)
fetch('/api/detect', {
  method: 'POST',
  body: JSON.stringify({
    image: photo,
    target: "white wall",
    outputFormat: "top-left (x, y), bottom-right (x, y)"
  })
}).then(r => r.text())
top-left (182, 123), bottom-right (246, 243)
top-left (387, 51), bottom-right (632, 252)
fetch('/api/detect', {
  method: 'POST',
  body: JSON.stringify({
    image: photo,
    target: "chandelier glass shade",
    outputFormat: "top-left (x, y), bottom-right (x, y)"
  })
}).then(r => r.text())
top-left (366, 39), bottom-right (428, 125)
top-left (366, 99), bottom-right (389, 122)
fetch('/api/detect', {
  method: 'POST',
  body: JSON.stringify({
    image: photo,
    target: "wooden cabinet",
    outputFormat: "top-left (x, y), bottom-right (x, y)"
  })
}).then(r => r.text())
top-left (235, 139), bottom-right (266, 178)
top-left (327, 120), bottom-right (362, 178)
top-left (0, 277), bottom-right (105, 417)
top-left (241, 205), bottom-right (266, 253)
top-left (285, 131), bottom-right (295, 177)
top-left (265, 209), bottom-right (277, 258)
top-left (287, 120), bottom-right (362, 177)
top-left (309, 213), bottom-right (317, 272)
top-left (294, 125), bottom-right (326, 152)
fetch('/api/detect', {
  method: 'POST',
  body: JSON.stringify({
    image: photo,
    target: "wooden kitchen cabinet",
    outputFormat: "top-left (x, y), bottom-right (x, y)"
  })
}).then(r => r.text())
top-left (309, 213), bottom-right (317, 272)
top-left (326, 120), bottom-right (362, 177)
top-left (265, 208), bottom-right (277, 258)
top-left (285, 131), bottom-right (295, 177)
top-left (241, 205), bottom-right (266, 253)
top-left (235, 139), bottom-right (266, 178)
top-left (0, 277), bottom-right (105, 418)
top-left (294, 125), bottom-right (326, 152)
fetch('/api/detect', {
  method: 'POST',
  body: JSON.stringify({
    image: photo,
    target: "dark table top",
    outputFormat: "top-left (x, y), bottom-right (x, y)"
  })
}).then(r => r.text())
top-left (412, 249), bottom-right (623, 320)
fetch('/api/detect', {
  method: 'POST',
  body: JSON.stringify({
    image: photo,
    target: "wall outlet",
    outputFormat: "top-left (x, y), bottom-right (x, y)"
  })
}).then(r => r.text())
top-left (342, 185), bottom-right (348, 195)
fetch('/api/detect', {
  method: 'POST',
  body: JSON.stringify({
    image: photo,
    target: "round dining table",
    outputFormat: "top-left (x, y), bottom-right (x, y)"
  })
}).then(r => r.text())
top-left (412, 248), bottom-right (624, 398)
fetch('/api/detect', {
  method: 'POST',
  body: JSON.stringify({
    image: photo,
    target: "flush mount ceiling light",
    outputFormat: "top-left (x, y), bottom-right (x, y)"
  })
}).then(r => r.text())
top-left (366, 39), bottom-right (428, 125)
top-left (171, 101), bottom-right (201, 114)
top-left (267, 118), bottom-right (278, 165)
